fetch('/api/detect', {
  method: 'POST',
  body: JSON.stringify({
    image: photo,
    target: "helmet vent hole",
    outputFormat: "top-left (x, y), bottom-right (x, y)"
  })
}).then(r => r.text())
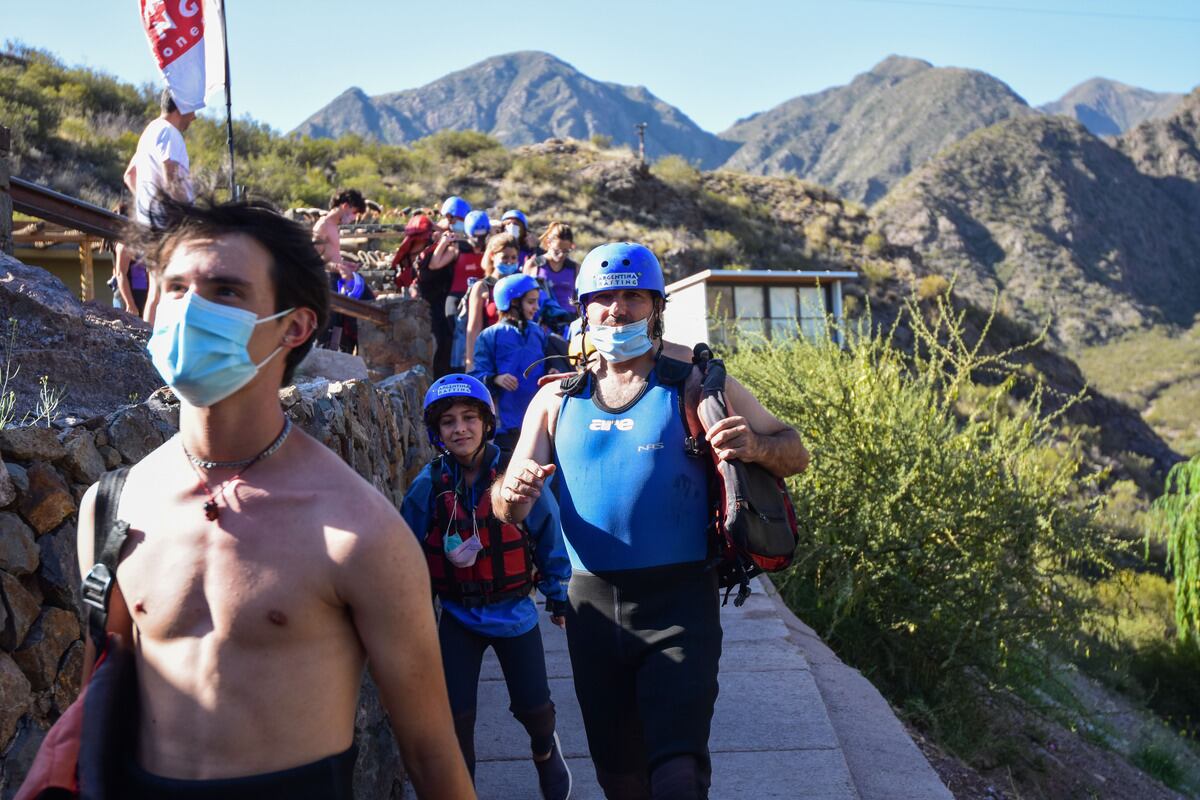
top-left (601, 260), bottom-right (609, 268)
top-left (622, 259), bottom-right (630, 266)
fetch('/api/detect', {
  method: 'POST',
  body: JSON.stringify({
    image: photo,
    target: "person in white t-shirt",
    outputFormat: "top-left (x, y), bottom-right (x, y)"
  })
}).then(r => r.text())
top-left (123, 89), bottom-right (196, 325)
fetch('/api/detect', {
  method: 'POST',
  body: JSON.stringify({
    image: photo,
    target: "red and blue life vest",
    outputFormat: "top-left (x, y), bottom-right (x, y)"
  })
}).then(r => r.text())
top-left (423, 457), bottom-right (535, 607)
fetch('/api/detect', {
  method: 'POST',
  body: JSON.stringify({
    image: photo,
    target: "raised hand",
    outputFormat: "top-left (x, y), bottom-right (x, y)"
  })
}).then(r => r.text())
top-left (501, 460), bottom-right (557, 506)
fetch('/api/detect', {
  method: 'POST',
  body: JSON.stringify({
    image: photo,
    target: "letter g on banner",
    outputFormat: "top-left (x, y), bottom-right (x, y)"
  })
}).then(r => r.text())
top-left (138, 0), bottom-right (220, 114)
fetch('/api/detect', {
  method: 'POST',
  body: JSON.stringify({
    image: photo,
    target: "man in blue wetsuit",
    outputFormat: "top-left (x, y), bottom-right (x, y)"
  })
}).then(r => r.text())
top-left (491, 243), bottom-right (809, 800)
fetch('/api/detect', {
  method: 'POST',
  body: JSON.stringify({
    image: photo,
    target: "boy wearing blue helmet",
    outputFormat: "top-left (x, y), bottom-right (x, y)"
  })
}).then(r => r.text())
top-left (491, 243), bottom-right (810, 799)
top-left (471, 273), bottom-right (548, 455)
top-left (402, 374), bottom-right (573, 799)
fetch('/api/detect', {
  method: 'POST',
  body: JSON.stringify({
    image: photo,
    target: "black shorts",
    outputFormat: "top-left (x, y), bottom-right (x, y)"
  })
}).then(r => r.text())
top-left (120, 745), bottom-right (357, 799)
top-left (565, 561), bottom-right (722, 776)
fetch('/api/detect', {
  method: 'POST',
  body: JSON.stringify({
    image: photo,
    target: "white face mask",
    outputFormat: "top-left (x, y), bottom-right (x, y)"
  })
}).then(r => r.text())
top-left (587, 318), bottom-right (654, 363)
top-left (147, 291), bottom-right (294, 407)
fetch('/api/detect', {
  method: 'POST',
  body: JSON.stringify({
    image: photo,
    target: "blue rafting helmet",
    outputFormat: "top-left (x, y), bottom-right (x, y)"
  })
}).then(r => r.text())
top-left (422, 373), bottom-right (495, 445)
top-left (494, 274), bottom-right (540, 312)
top-left (501, 209), bottom-right (528, 229)
top-left (576, 242), bottom-right (665, 305)
top-left (464, 210), bottom-right (491, 237)
top-left (440, 196), bottom-right (471, 219)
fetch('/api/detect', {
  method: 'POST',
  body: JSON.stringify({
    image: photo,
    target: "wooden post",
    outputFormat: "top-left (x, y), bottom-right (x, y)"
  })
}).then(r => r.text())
top-left (79, 236), bottom-right (95, 301)
top-left (0, 125), bottom-right (12, 256)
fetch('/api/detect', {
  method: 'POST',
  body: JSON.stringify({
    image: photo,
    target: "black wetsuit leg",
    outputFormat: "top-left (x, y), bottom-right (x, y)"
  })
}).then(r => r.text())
top-left (565, 562), bottom-right (722, 799)
top-left (493, 623), bottom-right (555, 755)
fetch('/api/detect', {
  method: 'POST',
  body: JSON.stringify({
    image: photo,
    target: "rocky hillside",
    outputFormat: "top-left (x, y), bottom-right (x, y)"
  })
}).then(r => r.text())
top-left (1116, 87), bottom-right (1200, 184)
top-left (719, 56), bottom-right (1034, 204)
top-left (875, 113), bottom-right (1200, 350)
top-left (293, 51), bottom-right (735, 168)
top-left (1040, 78), bottom-right (1185, 137)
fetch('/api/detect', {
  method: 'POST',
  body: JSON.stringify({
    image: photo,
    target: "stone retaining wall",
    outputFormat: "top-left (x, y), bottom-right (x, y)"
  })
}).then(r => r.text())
top-left (0, 372), bottom-right (433, 799)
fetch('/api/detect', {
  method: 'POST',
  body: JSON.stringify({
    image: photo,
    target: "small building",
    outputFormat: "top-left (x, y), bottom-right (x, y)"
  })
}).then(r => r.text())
top-left (662, 269), bottom-right (858, 349)
top-left (13, 221), bottom-right (117, 305)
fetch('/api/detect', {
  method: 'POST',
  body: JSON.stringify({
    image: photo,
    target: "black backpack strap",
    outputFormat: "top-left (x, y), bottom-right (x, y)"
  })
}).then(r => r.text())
top-left (82, 468), bottom-right (131, 650)
top-left (558, 370), bottom-right (590, 397)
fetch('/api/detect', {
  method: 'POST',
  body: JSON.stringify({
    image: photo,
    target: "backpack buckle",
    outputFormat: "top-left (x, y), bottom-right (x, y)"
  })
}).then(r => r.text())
top-left (684, 436), bottom-right (707, 458)
top-left (81, 564), bottom-right (115, 612)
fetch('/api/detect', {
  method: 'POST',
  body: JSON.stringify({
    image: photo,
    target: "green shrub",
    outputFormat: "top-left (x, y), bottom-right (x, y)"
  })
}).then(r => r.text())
top-left (1150, 455), bottom-right (1200, 642)
top-left (590, 133), bottom-right (613, 148)
top-left (651, 155), bottom-right (701, 190)
top-left (506, 155), bottom-right (562, 185)
top-left (724, 295), bottom-right (1113, 710)
top-left (412, 129), bottom-right (503, 161)
top-left (1132, 744), bottom-right (1186, 790)
top-left (917, 274), bottom-right (950, 300)
top-left (863, 231), bottom-right (887, 256)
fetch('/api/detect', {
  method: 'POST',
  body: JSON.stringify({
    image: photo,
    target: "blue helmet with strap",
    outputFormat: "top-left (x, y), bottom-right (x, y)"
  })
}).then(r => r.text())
top-left (501, 209), bottom-right (528, 228)
top-left (576, 242), bottom-right (665, 304)
top-left (440, 196), bottom-right (471, 219)
top-left (464, 210), bottom-right (491, 237)
top-left (493, 274), bottom-right (540, 312)
top-left (422, 374), bottom-right (495, 446)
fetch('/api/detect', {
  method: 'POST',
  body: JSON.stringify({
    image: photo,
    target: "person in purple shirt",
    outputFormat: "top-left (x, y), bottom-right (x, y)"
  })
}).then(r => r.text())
top-left (525, 221), bottom-right (579, 317)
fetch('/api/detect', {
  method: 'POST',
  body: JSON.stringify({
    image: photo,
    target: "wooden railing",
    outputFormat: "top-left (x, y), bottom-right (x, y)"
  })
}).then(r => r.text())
top-left (5, 175), bottom-right (386, 323)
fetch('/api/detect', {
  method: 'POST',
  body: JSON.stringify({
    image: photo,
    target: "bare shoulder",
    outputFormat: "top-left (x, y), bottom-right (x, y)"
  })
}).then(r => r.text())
top-left (289, 430), bottom-right (403, 530)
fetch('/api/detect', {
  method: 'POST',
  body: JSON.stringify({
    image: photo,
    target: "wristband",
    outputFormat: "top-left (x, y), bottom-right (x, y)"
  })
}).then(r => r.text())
top-left (546, 599), bottom-right (569, 618)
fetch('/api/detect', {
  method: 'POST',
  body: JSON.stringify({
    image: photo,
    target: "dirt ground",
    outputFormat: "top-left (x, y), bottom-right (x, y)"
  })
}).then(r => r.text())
top-left (908, 712), bottom-right (1189, 800)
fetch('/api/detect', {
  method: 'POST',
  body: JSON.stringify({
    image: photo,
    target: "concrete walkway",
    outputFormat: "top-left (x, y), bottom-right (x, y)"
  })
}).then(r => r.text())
top-left (420, 577), bottom-right (952, 800)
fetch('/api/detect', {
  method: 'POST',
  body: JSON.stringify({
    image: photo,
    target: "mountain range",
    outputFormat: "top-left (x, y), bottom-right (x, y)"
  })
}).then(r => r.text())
top-left (294, 51), bottom-right (1189, 204)
top-left (876, 88), bottom-right (1200, 350)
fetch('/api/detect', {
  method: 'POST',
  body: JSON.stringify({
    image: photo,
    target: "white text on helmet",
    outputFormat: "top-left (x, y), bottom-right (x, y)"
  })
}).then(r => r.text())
top-left (437, 383), bottom-right (472, 396)
top-left (593, 273), bottom-right (640, 289)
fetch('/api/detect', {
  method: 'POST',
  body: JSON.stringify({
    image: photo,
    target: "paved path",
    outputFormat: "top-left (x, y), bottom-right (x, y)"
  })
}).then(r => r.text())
top-left (415, 578), bottom-right (951, 799)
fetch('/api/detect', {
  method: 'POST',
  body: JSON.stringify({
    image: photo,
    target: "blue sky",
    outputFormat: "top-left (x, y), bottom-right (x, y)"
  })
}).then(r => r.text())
top-left (5, 0), bottom-right (1199, 135)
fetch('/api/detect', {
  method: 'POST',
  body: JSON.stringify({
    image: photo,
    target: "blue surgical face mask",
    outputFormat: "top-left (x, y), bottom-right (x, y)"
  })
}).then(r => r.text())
top-left (451, 220), bottom-right (466, 234)
top-left (588, 318), bottom-right (654, 363)
top-left (496, 260), bottom-right (520, 276)
top-left (505, 224), bottom-right (521, 240)
top-left (147, 291), bottom-right (294, 408)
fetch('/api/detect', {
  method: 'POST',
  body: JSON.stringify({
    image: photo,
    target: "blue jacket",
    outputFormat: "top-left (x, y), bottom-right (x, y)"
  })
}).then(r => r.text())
top-left (400, 444), bottom-right (570, 637)
top-left (471, 319), bottom-right (547, 434)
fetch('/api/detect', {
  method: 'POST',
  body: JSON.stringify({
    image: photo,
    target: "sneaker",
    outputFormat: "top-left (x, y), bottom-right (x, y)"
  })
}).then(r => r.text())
top-left (534, 731), bottom-right (572, 800)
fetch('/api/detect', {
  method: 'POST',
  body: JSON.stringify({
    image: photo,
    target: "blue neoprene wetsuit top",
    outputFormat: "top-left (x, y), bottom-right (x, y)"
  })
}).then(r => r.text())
top-left (554, 369), bottom-right (710, 572)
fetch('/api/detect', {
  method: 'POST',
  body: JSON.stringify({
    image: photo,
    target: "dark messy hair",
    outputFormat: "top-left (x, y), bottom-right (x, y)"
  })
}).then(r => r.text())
top-left (329, 188), bottom-right (366, 214)
top-left (423, 397), bottom-right (496, 448)
top-left (125, 196), bottom-right (331, 386)
top-left (160, 88), bottom-right (178, 115)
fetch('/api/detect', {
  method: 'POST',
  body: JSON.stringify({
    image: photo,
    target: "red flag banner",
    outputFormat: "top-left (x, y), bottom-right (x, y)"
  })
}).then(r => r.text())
top-left (139, 0), bottom-right (210, 113)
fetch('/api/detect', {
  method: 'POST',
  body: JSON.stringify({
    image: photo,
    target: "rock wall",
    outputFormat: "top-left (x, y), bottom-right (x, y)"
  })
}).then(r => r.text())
top-left (357, 294), bottom-right (435, 381)
top-left (0, 371), bottom-right (434, 799)
top-left (0, 254), bottom-right (162, 423)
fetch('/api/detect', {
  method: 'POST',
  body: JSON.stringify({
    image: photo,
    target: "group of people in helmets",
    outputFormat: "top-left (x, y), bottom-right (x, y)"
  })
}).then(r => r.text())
top-left (401, 207), bottom-right (810, 800)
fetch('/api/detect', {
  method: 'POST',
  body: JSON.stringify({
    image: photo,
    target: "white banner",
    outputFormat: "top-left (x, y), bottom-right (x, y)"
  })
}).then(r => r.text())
top-left (139, 0), bottom-right (227, 114)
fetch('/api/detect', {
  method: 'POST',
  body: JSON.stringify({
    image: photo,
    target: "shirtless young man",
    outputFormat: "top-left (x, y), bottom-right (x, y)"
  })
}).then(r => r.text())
top-left (77, 199), bottom-right (474, 799)
top-left (493, 243), bottom-right (808, 800)
top-left (313, 188), bottom-right (366, 266)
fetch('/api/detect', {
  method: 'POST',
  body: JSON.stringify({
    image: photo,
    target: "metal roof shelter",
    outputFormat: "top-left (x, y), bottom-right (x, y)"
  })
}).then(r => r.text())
top-left (663, 269), bottom-right (859, 349)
